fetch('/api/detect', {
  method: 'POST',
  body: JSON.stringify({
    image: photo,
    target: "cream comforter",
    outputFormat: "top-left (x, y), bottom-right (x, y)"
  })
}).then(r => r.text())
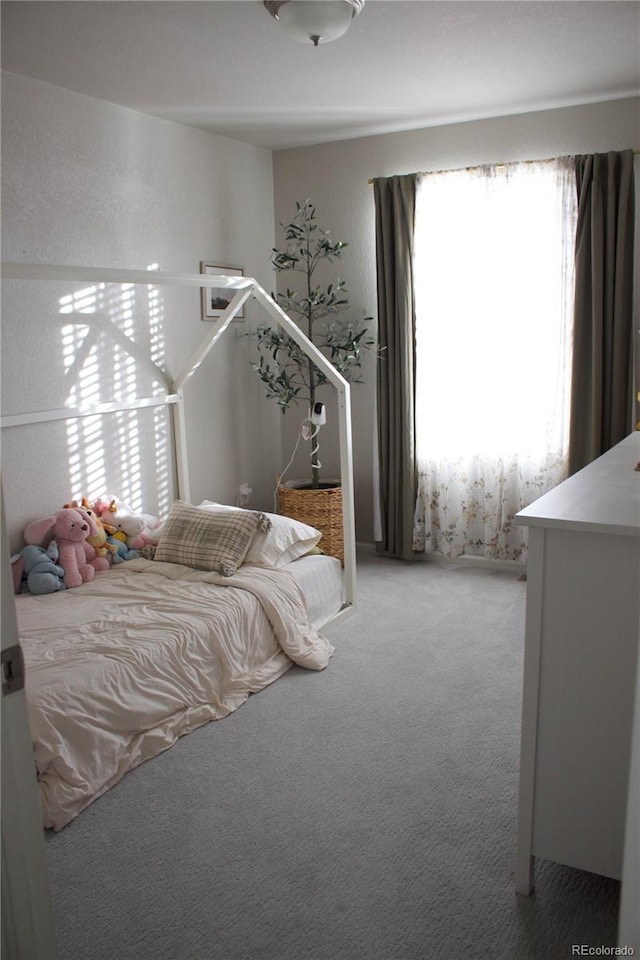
top-left (16, 558), bottom-right (333, 830)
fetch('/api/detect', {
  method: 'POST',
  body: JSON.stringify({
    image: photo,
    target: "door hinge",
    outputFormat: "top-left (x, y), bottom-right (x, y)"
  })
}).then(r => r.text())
top-left (2, 644), bottom-right (25, 696)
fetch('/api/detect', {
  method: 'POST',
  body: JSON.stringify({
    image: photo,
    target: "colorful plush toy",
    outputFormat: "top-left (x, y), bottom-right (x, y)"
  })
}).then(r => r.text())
top-left (11, 542), bottom-right (66, 595)
top-left (64, 498), bottom-right (112, 559)
top-left (104, 530), bottom-right (139, 563)
top-left (94, 496), bottom-right (159, 550)
top-left (25, 508), bottom-right (110, 589)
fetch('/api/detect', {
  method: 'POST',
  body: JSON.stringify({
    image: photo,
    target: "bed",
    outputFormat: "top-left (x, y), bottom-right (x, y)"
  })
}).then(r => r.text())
top-left (16, 545), bottom-right (344, 831)
top-left (2, 262), bottom-right (355, 831)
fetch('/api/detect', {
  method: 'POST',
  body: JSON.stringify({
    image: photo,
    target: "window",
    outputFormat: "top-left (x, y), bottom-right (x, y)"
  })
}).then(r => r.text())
top-left (412, 158), bottom-right (577, 560)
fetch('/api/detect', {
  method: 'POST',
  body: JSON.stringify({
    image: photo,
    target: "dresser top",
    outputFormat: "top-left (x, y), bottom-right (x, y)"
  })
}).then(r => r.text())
top-left (516, 433), bottom-right (640, 536)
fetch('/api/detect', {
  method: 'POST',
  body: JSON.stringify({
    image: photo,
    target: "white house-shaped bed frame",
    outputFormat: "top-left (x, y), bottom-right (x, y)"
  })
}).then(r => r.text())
top-left (0, 261), bottom-right (356, 620)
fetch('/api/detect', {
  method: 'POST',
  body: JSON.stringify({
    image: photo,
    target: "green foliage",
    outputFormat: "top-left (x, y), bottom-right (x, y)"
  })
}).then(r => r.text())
top-left (250, 199), bottom-right (375, 485)
top-left (252, 318), bottom-right (375, 412)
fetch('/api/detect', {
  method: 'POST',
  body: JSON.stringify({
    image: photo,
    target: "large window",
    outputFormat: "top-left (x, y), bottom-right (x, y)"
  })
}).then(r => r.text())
top-left (412, 159), bottom-right (577, 560)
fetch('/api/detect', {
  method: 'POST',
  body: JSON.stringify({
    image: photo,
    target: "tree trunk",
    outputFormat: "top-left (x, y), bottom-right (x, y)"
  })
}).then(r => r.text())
top-left (307, 262), bottom-right (320, 489)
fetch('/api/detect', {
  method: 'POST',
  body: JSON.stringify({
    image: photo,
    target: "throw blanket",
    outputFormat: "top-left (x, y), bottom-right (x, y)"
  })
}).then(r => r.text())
top-left (16, 560), bottom-right (333, 830)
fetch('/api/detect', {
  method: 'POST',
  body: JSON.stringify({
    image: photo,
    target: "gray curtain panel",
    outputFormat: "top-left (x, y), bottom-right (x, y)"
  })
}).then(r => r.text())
top-left (373, 174), bottom-right (418, 559)
top-left (568, 149), bottom-right (635, 475)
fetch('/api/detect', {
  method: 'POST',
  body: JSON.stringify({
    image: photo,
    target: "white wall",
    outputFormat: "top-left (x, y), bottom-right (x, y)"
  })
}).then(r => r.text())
top-left (1, 71), bottom-right (281, 550)
top-left (273, 97), bottom-right (640, 543)
top-left (3, 83), bottom-right (637, 549)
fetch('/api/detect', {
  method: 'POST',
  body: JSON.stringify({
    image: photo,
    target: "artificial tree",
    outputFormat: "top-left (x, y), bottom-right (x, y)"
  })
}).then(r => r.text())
top-left (252, 199), bottom-right (373, 489)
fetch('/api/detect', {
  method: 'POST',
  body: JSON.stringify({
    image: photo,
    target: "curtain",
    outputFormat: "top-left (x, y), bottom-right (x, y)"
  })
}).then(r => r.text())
top-left (373, 174), bottom-right (417, 559)
top-left (412, 159), bottom-right (577, 561)
top-left (568, 150), bottom-right (635, 475)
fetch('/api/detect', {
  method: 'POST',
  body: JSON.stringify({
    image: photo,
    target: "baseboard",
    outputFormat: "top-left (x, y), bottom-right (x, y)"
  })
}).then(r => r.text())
top-left (356, 541), bottom-right (526, 574)
top-left (355, 541), bottom-right (377, 555)
top-left (433, 553), bottom-right (526, 574)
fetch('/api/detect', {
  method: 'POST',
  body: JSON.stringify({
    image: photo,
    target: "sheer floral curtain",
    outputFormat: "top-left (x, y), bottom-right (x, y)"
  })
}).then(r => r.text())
top-left (412, 158), bottom-right (577, 560)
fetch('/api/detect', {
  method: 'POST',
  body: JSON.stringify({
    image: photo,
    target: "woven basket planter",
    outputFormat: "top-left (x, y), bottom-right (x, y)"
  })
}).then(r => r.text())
top-left (278, 480), bottom-right (344, 565)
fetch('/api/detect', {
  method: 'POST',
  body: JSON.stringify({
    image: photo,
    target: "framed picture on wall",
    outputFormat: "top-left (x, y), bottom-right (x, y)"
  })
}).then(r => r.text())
top-left (200, 262), bottom-right (245, 321)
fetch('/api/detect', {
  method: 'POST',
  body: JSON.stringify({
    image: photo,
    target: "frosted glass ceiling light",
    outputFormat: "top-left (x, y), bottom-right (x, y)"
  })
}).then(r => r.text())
top-left (264, 0), bottom-right (365, 46)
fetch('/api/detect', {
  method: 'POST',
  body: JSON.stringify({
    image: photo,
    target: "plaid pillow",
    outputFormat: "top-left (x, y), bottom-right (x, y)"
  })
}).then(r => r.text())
top-left (198, 501), bottom-right (322, 567)
top-left (154, 501), bottom-right (271, 576)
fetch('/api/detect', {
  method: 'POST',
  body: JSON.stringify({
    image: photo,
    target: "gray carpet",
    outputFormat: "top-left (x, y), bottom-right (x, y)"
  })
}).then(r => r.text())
top-left (45, 551), bottom-right (620, 960)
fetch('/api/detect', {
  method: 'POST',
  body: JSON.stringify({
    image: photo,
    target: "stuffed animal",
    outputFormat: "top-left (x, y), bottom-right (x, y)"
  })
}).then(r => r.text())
top-left (94, 496), bottom-right (159, 550)
top-left (64, 497), bottom-right (111, 559)
top-left (11, 542), bottom-right (66, 595)
top-left (104, 530), bottom-right (139, 563)
top-left (102, 532), bottom-right (126, 561)
top-left (25, 508), bottom-right (110, 589)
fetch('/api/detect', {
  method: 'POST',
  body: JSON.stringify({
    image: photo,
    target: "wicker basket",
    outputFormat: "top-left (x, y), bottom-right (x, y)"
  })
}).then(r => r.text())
top-left (278, 481), bottom-right (344, 565)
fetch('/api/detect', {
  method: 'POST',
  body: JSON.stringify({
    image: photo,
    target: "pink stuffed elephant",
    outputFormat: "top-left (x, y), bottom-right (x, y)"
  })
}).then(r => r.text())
top-left (25, 508), bottom-right (110, 589)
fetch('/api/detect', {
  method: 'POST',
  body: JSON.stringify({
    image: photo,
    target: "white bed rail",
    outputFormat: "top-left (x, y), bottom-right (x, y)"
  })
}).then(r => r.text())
top-left (0, 262), bottom-right (356, 616)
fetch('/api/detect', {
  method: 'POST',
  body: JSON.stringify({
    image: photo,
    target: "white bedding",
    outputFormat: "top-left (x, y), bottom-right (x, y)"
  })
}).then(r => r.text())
top-left (287, 554), bottom-right (345, 627)
top-left (16, 558), bottom-right (334, 830)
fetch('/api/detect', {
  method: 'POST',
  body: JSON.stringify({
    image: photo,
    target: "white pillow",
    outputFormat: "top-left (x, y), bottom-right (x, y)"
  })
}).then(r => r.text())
top-left (199, 501), bottom-right (322, 568)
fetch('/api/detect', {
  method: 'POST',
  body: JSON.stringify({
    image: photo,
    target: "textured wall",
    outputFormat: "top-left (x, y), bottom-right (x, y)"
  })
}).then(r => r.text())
top-left (1, 71), bottom-right (281, 548)
top-left (273, 98), bottom-right (640, 542)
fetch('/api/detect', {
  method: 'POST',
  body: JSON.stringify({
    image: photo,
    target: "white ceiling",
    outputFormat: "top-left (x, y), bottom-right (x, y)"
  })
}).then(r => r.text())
top-left (1, 0), bottom-right (639, 150)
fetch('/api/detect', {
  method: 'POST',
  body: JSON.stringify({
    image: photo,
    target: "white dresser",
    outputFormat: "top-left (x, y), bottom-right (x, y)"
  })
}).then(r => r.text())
top-left (515, 432), bottom-right (640, 894)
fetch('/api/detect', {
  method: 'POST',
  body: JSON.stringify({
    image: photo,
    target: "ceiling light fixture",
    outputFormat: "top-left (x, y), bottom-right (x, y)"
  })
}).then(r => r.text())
top-left (264, 0), bottom-right (365, 47)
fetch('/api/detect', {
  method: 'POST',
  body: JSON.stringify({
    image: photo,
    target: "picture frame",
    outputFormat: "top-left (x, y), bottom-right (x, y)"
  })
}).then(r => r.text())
top-left (200, 262), bottom-right (245, 321)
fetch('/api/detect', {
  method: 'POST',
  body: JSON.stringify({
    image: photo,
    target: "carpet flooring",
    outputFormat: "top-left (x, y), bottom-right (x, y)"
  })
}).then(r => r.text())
top-left (45, 551), bottom-right (621, 960)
